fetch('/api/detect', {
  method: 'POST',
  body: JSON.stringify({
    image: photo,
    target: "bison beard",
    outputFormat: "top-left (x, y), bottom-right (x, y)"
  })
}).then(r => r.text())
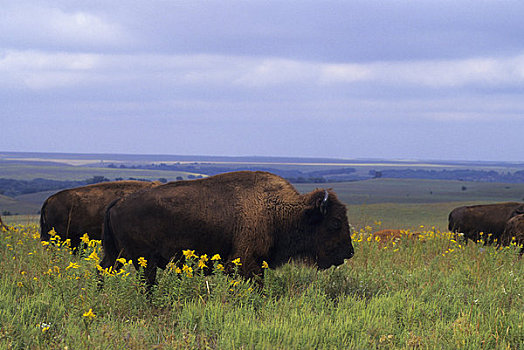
top-left (101, 171), bottom-right (354, 286)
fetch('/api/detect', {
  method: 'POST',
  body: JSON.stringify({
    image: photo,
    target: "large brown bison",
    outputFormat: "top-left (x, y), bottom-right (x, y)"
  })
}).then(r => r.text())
top-left (448, 202), bottom-right (524, 244)
top-left (101, 171), bottom-right (354, 285)
top-left (40, 180), bottom-right (159, 248)
top-left (501, 214), bottom-right (524, 255)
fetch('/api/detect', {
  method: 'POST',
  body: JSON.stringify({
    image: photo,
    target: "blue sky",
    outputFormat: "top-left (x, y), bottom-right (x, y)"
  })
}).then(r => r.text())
top-left (1, 0), bottom-right (524, 161)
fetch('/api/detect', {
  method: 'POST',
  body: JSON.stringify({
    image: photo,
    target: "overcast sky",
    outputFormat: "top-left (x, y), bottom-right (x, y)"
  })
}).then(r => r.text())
top-left (2, 0), bottom-right (524, 161)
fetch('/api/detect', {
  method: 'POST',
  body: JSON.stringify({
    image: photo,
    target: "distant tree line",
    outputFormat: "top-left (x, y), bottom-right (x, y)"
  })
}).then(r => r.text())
top-left (369, 169), bottom-right (524, 183)
top-left (0, 178), bottom-right (87, 197)
top-left (0, 176), bottom-right (155, 197)
top-left (106, 163), bottom-right (359, 183)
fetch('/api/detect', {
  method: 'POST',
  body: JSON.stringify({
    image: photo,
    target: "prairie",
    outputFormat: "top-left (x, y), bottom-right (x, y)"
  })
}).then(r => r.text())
top-left (0, 223), bottom-right (522, 349)
top-left (1, 156), bottom-right (523, 348)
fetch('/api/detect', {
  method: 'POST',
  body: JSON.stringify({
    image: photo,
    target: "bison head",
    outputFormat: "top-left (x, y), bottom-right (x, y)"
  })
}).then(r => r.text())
top-left (301, 189), bottom-right (354, 269)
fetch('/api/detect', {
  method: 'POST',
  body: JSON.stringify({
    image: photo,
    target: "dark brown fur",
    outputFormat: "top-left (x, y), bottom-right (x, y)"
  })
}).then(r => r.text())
top-left (40, 180), bottom-right (159, 248)
top-left (101, 171), bottom-right (354, 285)
top-left (448, 202), bottom-right (524, 244)
top-left (501, 214), bottom-right (524, 255)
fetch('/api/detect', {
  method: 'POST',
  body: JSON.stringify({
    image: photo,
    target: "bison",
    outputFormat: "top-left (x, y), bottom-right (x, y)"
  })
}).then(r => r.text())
top-left (40, 180), bottom-right (159, 248)
top-left (501, 214), bottom-right (524, 255)
top-left (101, 171), bottom-right (354, 285)
top-left (448, 202), bottom-right (524, 244)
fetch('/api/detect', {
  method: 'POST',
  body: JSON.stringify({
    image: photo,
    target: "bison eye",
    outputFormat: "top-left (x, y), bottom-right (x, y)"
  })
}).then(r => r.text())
top-left (328, 219), bottom-right (342, 231)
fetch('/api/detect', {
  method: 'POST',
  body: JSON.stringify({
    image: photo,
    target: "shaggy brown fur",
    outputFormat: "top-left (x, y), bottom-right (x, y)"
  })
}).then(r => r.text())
top-left (372, 229), bottom-right (420, 243)
top-left (501, 214), bottom-right (524, 255)
top-left (448, 202), bottom-right (524, 244)
top-left (40, 180), bottom-right (159, 248)
top-left (101, 171), bottom-right (354, 285)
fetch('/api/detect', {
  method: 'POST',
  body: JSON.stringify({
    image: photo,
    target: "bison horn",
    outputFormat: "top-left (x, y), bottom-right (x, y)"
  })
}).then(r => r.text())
top-left (320, 190), bottom-right (329, 215)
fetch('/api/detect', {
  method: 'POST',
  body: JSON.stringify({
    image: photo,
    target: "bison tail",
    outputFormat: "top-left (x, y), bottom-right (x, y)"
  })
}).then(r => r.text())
top-left (100, 199), bottom-right (120, 269)
top-left (40, 198), bottom-right (51, 241)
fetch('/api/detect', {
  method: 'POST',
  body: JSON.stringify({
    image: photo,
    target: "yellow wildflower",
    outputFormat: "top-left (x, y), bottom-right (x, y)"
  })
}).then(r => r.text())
top-left (66, 262), bottom-right (79, 270)
top-left (88, 240), bottom-right (101, 248)
top-left (198, 259), bottom-right (207, 269)
top-left (85, 250), bottom-right (99, 262)
top-left (182, 264), bottom-right (193, 277)
top-left (80, 233), bottom-right (90, 244)
top-left (230, 280), bottom-right (240, 287)
top-left (116, 257), bottom-right (127, 265)
top-left (232, 258), bottom-right (242, 266)
top-left (83, 309), bottom-right (96, 319)
top-left (183, 249), bottom-right (197, 259)
top-left (138, 257), bottom-right (147, 268)
top-left (48, 228), bottom-right (57, 237)
top-left (216, 263), bottom-right (224, 271)
top-left (211, 254), bottom-right (221, 261)
top-left (261, 261), bottom-right (269, 269)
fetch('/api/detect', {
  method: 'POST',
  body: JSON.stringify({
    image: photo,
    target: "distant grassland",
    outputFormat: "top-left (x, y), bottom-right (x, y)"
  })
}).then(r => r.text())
top-left (297, 179), bottom-right (524, 231)
top-left (3, 177), bottom-right (524, 227)
top-left (296, 178), bottom-right (524, 205)
top-left (0, 163), bottom-right (200, 181)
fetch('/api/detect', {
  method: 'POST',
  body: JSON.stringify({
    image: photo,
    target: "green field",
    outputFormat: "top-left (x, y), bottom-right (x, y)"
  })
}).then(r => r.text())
top-left (0, 162), bottom-right (200, 181)
top-left (1, 156), bottom-right (523, 349)
top-left (297, 179), bottom-right (524, 231)
top-left (3, 177), bottom-right (524, 229)
top-left (296, 178), bottom-right (524, 205)
top-left (1, 223), bottom-right (522, 349)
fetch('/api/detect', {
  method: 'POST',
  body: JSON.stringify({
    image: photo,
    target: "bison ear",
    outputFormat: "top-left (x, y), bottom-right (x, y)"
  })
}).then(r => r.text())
top-left (304, 190), bottom-right (329, 224)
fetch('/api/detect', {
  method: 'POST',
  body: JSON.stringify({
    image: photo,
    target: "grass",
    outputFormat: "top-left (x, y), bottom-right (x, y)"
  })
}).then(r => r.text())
top-left (0, 163), bottom-right (201, 181)
top-left (1, 222), bottom-right (522, 349)
top-left (296, 178), bottom-right (524, 205)
top-left (346, 201), bottom-right (496, 232)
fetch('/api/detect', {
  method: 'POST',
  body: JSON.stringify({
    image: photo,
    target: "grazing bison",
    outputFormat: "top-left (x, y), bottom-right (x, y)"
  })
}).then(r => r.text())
top-left (101, 171), bottom-right (354, 285)
top-left (501, 214), bottom-right (524, 255)
top-left (40, 180), bottom-right (159, 248)
top-left (448, 202), bottom-right (524, 244)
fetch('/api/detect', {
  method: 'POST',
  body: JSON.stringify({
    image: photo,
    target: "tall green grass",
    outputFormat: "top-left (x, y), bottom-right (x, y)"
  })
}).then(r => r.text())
top-left (1, 223), bottom-right (522, 349)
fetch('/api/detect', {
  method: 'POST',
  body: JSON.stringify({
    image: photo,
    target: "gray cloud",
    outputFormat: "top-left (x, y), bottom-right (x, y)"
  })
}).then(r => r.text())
top-left (2, 0), bottom-right (524, 160)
